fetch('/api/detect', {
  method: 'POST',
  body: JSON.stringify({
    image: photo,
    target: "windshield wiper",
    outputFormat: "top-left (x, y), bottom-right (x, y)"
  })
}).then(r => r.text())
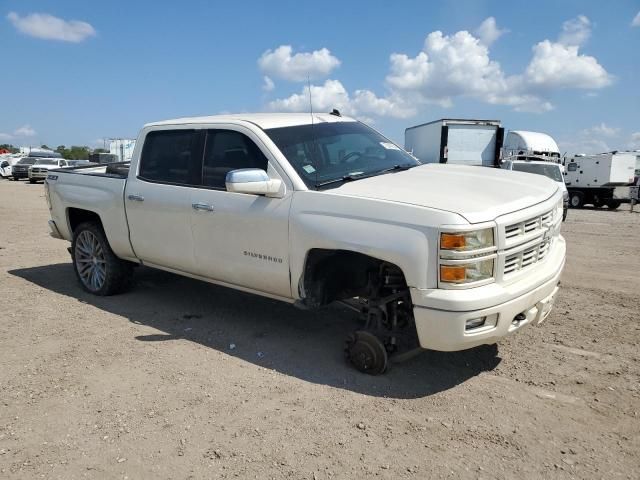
top-left (314, 164), bottom-right (417, 189)
top-left (371, 163), bottom-right (416, 175)
top-left (315, 173), bottom-right (368, 188)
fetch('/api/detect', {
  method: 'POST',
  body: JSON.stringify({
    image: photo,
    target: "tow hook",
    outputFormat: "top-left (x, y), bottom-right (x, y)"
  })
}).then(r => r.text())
top-left (512, 312), bottom-right (526, 326)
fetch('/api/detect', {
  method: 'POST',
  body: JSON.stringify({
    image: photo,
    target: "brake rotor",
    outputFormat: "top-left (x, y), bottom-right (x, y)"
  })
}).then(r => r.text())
top-left (345, 331), bottom-right (388, 375)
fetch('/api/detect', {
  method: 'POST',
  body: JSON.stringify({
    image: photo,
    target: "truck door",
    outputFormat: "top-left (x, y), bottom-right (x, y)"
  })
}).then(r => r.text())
top-left (124, 129), bottom-right (202, 273)
top-left (189, 127), bottom-right (292, 298)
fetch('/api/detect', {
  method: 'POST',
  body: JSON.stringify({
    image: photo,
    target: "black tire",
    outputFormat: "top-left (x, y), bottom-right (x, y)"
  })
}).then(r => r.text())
top-left (562, 207), bottom-right (568, 221)
top-left (606, 200), bottom-right (621, 210)
top-left (29, 179), bottom-right (36, 184)
top-left (569, 192), bottom-right (584, 209)
top-left (71, 221), bottom-right (133, 295)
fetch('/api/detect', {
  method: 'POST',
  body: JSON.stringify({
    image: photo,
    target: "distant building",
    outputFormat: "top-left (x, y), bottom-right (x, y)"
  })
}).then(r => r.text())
top-left (109, 139), bottom-right (136, 162)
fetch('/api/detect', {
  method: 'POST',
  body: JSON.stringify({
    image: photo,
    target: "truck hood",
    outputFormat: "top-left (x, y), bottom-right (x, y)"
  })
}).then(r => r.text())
top-left (330, 164), bottom-right (559, 223)
top-left (31, 164), bottom-right (58, 170)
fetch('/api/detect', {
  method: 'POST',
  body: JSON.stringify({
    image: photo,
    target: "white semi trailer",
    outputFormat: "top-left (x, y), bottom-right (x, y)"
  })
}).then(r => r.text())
top-left (563, 152), bottom-right (636, 209)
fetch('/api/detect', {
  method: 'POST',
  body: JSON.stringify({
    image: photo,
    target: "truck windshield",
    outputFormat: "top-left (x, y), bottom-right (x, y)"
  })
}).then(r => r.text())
top-left (512, 163), bottom-right (563, 182)
top-left (265, 122), bottom-right (420, 189)
top-left (34, 159), bottom-right (58, 165)
top-left (18, 158), bottom-right (37, 165)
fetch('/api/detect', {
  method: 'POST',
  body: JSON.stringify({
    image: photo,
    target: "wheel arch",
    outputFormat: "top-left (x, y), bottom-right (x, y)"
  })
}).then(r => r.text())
top-left (67, 207), bottom-right (103, 234)
top-left (298, 248), bottom-right (410, 308)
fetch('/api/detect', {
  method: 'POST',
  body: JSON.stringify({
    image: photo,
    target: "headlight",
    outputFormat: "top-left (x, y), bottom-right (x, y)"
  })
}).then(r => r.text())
top-left (440, 259), bottom-right (494, 284)
top-left (440, 228), bottom-right (494, 251)
top-left (439, 227), bottom-right (496, 287)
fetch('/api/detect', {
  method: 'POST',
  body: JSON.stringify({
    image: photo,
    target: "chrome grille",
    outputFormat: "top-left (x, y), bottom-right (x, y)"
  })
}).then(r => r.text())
top-left (503, 240), bottom-right (551, 276)
top-left (504, 209), bottom-right (554, 245)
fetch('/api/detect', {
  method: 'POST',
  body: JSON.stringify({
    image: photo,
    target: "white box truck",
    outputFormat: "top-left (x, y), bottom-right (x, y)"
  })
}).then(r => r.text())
top-left (405, 119), bottom-right (504, 166)
top-left (563, 152), bottom-right (636, 209)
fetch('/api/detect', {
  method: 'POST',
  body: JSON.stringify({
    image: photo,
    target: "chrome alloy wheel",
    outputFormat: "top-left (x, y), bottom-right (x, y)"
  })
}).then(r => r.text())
top-left (75, 230), bottom-right (106, 291)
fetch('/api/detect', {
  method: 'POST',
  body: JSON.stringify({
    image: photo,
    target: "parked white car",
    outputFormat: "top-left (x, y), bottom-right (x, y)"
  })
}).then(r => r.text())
top-left (0, 155), bottom-right (21, 178)
top-left (45, 113), bottom-right (565, 374)
top-left (502, 160), bottom-right (569, 220)
top-left (28, 158), bottom-right (68, 183)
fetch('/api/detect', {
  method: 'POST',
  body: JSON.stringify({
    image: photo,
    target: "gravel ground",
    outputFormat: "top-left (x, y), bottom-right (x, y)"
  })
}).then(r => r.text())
top-left (0, 179), bottom-right (639, 479)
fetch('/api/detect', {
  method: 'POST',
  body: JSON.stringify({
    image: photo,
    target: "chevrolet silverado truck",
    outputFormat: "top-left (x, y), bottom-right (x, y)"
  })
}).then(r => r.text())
top-left (44, 113), bottom-right (565, 374)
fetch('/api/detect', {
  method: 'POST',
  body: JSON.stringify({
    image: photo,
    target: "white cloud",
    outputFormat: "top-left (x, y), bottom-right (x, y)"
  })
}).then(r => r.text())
top-left (558, 15), bottom-right (591, 46)
top-left (475, 17), bottom-right (508, 46)
top-left (0, 125), bottom-right (37, 140)
top-left (258, 45), bottom-right (340, 82)
top-left (267, 79), bottom-right (414, 119)
top-left (13, 125), bottom-right (36, 137)
top-left (582, 123), bottom-right (620, 138)
top-left (265, 15), bottom-right (613, 120)
top-left (560, 123), bottom-right (624, 154)
top-left (631, 11), bottom-right (640, 27)
top-left (523, 15), bottom-right (611, 91)
top-left (628, 132), bottom-right (640, 149)
top-left (262, 76), bottom-right (275, 92)
top-left (386, 31), bottom-right (510, 105)
top-left (559, 137), bottom-right (611, 155)
top-left (524, 40), bottom-right (612, 90)
top-left (7, 12), bottom-right (96, 43)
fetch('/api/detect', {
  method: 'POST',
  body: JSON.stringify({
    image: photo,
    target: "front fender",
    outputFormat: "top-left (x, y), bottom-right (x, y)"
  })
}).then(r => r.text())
top-left (289, 192), bottom-right (467, 295)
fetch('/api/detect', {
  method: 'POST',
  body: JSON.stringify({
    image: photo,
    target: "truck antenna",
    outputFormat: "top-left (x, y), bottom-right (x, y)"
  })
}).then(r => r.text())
top-left (307, 75), bottom-right (320, 189)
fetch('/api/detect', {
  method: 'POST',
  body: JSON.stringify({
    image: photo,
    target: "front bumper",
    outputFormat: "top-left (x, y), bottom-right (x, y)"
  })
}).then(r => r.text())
top-left (48, 220), bottom-right (63, 239)
top-left (12, 171), bottom-right (28, 178)
top-left (30, 172), bottom-right (48, 180)
top-left (411, 236), bottom-right (565, 351)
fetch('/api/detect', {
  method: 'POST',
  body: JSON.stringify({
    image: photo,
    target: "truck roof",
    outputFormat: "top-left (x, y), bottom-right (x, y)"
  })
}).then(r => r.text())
top-left (145, 113), bottom-right (356, 130)
top-left (405, 118), bottom-right (501, 130)
top-left (505, 131), bottom-right (559, 153)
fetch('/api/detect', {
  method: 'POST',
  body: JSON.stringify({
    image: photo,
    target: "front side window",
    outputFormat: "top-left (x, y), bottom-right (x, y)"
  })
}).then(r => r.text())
top-left (265, 121), bottom-right (420, 189)
top-left (139, 130), bottom-right (200, 185)
top-left (202, 130), bottom-right (268, 189)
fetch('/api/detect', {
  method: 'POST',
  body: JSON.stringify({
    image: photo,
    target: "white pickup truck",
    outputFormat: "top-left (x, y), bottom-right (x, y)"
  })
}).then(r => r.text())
top-left (45, 113), bottom-right (565, 374)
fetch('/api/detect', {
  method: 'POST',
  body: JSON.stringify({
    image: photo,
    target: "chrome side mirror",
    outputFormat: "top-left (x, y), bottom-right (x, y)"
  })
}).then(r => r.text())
top-left (225, 168), bottom-right (283, 197)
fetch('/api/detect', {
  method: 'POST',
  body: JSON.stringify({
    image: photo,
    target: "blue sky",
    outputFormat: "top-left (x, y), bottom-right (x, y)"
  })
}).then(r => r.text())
top-left (1, 0), bottom-right (639, 153)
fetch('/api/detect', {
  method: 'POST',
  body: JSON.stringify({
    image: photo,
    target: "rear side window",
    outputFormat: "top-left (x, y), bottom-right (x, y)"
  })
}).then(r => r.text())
top-left (202, 130), bottom-right (269, 189)
top-left (139, 130), bottom-right (201, 185)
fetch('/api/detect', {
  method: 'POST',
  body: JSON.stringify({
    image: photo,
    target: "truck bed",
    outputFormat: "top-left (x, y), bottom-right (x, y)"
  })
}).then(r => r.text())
top-left (46, 162), bottom-right (136, 260)
top-left (55, 162), bottom-right (130, 179)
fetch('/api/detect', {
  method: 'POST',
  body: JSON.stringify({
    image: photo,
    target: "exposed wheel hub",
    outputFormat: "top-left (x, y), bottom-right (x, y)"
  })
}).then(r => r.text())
top-left (345, 331), bottom-right (388, 375)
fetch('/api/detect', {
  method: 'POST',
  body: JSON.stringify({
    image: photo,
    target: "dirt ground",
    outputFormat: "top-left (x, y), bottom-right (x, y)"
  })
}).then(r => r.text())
top-left (0, 179), bottom-right (639, 480)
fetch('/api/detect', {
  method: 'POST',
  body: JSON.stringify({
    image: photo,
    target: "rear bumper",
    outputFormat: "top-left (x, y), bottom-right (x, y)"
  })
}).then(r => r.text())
top-left (410, 237), bottom-right (565, 351)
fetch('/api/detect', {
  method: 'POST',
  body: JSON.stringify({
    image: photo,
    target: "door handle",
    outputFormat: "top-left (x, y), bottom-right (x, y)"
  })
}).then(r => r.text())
top-left (192, 202), bottom-right (214, 212)
top-left (127, 194), bottom-right (144, 202)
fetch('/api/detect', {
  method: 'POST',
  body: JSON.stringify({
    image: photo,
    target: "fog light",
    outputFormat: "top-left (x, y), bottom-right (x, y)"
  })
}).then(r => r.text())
top-left (465, 317), bottom-right (486, 330)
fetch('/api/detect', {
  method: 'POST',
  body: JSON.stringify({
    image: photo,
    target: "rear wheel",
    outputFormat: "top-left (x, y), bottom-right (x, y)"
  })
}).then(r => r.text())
top-left (607, 200), bottom-right (621, 210)
top-left (72, 222), bottom-right (133, 295)
top-left (29, 179), bottom-right (36, 184)
top-left (569, 192), bottom-right (584, 208)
